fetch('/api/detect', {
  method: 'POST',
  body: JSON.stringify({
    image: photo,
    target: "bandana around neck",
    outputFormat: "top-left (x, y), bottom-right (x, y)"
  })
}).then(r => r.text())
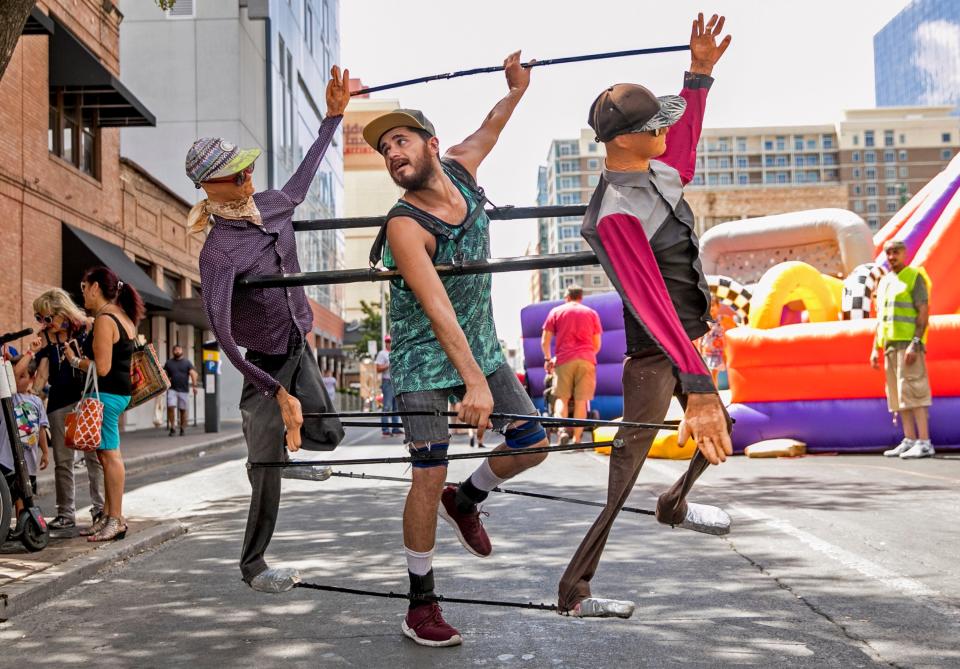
top-left (188, 196), bottom-right (262, 233)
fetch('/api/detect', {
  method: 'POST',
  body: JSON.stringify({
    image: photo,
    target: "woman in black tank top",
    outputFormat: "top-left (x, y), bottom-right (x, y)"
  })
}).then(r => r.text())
top-left (63, 267), bottom-right (145, 543)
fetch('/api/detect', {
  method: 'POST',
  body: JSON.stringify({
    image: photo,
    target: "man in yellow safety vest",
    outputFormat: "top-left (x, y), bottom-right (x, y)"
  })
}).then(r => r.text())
top-left (870, 239), bottom-right (934, 458)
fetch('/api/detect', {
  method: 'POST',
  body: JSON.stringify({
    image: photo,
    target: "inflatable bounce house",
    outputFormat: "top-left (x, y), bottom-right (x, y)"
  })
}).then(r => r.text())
top-left (521, 154), bottom-right (960, 454)
top-left (706, 155), bottom-right (960, 452)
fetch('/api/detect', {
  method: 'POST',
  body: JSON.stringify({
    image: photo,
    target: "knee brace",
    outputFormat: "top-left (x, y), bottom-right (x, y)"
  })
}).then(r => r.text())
top-left (504, 420), bottom-right (547, 449)
top-left (409, 442), bottom-right (449, 468)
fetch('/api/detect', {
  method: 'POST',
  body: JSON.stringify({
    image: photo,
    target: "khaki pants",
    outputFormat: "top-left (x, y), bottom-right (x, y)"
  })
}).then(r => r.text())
top-left (49, 403), bottom-right (104, 522)
top-left (553, 359), bottom-right (597, 402)
top-left (557, 348), bottom-right (728, 612)
top-left (884, 348), bottom-right (932, 412)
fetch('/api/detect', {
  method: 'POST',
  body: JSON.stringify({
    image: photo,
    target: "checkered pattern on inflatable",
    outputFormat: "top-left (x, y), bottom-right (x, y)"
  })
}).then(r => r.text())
top-left (707, 275), bottom-right (752, 323)
top-left (841, 262), bottom-right (887, 320)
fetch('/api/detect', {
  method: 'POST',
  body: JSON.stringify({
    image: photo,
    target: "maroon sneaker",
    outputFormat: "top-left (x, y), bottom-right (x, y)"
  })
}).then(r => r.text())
top-left (402, 603), bottom-right (462, 647)
top-left (438, 485), bottom-right (492, 558)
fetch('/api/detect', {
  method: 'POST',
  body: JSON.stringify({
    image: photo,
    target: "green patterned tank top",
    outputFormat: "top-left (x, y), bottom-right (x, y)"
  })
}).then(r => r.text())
top-left (382, 161), bottom-right (504, 393)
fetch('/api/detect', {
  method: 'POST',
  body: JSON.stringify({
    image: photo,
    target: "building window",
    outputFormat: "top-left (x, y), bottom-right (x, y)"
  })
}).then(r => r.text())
top-left (943, 149), bottom-right (953, 160)
top-left (867, 217), bottom-right (878, 228)
top-left (899, 133), bottom-right (906, 144)
top-left (943, 133), bottom-right (952, 143)
top-left (736, 137), bottom-right (747, 151)
top-left (587, 142), bottom-right (598, 153)
top-left (559, 160), bottom-right (577, 173)
top-left (707, 174), bottom-right (718, 185)
top-left (823, 153), bottom-right (836, 165)
top-left (852, 134), bottom-right (859, 146)
top-left (166, 0), bottom-right (194, 18)
top-left (864, 130), bottom-right (875, 147)
top-left (48, 88), bottom-right (100, 179)
top-left (738, 173), bottom-right (748, 185)
top-left (866, 185), bottom-right (877, 196)
top-left (776, 156), bottom-right (787, 167)
top-left (692, 174), bottom-right (704, 185)
top-left (807, 139), bottom-right (817, 150)
top-left (852, 151), bottom-right (860, 162)
top-left (587, 174), bottom-right (600, 186)
top-left (866, 168), bottom-right (877, 180)
top-left (884, 130), bottom-right (894, 147)
top-left (884, 150), bottom-right (895, 162)
top-left (899, 166), bottom-right (909, 177)
top-left (719, 158), bottom-right (730, 168)
top-left (885, 166), bottom-right (896, 179)
top-left (795, 156), bottom-right (804, 167)
top-left (853, 200), bottom-right (864, 212)
top-left (822, 134), bottom-right (834, 149)
top-left (592, 275), bottom-right (603, 286)
top-left (777, 172), bottom-right (788, 184)
top-left (864, 151), bottom-right (876, 163)
top-left (587, 158), bottom-right (599, 170)
top-left (764, 140), bottom-right (773, 151)
top-left (899, 150), bottom-right (908, 161)
top-left (886, 185), bottom-right (897, 196)
top-left (794, 137), bottom-right (804, 151)
top-left (853, 185), bottom-right (861, 195)
top-left (776, 136), bottom-right (785, 151)
top-left (867, 201), bottom-right (878, 213)
top-left (886, 201), bottom-right (898, 212)
top-left (825, 169), bottom-right (839, 180)
top-left (304, 2), bottom-right (315, 54)
top-left (853, 167), bottom-right (861, 178)
top-left (718, 173), bottom-right (732, 185)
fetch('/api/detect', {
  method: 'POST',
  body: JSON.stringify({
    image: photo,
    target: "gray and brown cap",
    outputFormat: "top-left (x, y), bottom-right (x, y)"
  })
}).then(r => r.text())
top-left (362, 109), bottom-right (436, 151)
top-left (588, 84), bottom-right (686, 143)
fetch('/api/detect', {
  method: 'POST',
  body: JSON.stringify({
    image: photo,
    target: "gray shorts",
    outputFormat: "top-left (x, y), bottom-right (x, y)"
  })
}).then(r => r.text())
top-left (396, 363), bottom-right (537, 444)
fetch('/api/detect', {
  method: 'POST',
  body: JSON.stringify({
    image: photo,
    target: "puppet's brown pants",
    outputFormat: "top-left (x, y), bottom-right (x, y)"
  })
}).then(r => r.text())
top-left (557, 348), bottom-right (724, 613)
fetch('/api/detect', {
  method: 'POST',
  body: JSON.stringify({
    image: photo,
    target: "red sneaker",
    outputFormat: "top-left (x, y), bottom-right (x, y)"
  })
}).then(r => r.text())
top-left (438, 485), bottom-right (492, 558)
top-left (402, 603), bottom-right (462, 647)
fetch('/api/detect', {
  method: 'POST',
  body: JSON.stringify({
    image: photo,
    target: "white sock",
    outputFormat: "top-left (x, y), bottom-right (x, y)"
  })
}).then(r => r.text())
top-left (404, 547), bottom-right (434, 576)
top-left (469, 459), bottom-right (508, 492)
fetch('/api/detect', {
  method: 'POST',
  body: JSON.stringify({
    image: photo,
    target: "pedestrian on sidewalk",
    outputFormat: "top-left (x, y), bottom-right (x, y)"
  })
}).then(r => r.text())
top-left (0, 355), bottom-right (50, 518)
top-left (164, 345), bottom-right (198, 437)
top-left (192, 66), bottom-right (348, 593)
top-left (64, 266), bottom-right (144, 542)
top-left (540, 285), bottom-right (602, 445)
top-left (871, 239), bottom-right (935, 459)
top-left (28, 288), bottom-right (104, 531)
top-left (376, 336), bottom-right (402, 436)
top-left (322, 369), bottom-right (337, 411)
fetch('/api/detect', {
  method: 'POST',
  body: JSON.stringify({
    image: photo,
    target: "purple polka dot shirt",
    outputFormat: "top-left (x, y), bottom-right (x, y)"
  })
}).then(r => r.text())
top-left (199, 115), bottom-right (342, 396)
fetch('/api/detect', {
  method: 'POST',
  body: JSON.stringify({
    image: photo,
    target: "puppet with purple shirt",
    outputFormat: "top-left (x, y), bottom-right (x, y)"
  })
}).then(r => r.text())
top-left (186, 66), bottom-right (350, 593)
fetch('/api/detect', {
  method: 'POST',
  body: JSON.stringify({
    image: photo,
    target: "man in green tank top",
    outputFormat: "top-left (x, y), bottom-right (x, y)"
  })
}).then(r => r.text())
top-left (362, 51), bottom-right (549, 648)
top-left (871, 239), bottom-right (934, 459)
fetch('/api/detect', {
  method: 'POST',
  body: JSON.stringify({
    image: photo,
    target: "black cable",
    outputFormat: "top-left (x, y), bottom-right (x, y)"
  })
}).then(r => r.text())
top-left (247, 440), bottom-right (606, 470)
top-left (350, 44), bottom-right (690, 96)
top-left (295, 581), bottom-right (558, 611)
top-left (329, 470), bottom-right (656, 517)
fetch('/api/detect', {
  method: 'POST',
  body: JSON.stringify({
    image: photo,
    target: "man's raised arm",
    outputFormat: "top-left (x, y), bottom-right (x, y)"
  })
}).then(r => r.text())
top-left (444, 51), bottom-right (533, 179)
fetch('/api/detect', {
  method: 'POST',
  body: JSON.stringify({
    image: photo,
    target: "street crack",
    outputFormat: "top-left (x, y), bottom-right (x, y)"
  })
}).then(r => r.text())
top-left (725, 538), bottom-right (907, 669)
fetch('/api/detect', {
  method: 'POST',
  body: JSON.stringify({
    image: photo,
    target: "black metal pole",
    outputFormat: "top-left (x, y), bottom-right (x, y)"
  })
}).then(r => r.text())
top-left (238, 251), bottom-right (599, 288)
top-left (351, 44), bottom-right (690, 96)
top-left (292, 205), bottom-right (588, 232)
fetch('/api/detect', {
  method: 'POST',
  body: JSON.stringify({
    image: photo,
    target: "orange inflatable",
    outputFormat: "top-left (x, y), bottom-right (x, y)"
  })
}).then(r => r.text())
top-left (911, 188), bottom-right (960, 315)
top-left (726, 315), bottom-right (960, 403)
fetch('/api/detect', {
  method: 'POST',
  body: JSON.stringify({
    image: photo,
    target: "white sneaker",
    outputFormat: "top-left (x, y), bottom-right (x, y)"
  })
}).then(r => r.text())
top-left (571, 597), bottom-right (636, 619)
top-left (884, 439), bottom-right (914, 457)
top-left (677, 502), bottom-right (732, 536)
top-left (249, 567), bottom-right (300, 593)
top-left (281, 464), bottom-right (333, 481)
top-left (900, 440), bottom-right (935, 459)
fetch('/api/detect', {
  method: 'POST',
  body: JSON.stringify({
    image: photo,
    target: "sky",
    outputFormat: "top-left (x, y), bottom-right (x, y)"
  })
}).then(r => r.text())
top-left (341, 0), bottom-right (911, 345)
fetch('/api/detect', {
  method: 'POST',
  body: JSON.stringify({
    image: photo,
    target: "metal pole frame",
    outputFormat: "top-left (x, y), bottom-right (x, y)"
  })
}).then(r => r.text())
top-left (239, 204), bottom-right (597, 289)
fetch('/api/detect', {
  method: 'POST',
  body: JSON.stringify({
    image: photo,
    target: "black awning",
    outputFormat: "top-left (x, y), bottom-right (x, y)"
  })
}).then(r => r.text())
top-left (48, 16), bottom-right (155, 127)
top-left (62, 224), bottom-right (173, 311)
top-left (23, 8), bottom-right (55, 35)
top-left (166, 297), bottom-right (211, 330)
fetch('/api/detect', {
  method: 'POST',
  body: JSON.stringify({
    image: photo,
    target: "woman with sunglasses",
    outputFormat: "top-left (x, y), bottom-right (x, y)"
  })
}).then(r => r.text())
top-left (63, 266), bottom-right (145, 542)
top-left (28, 288), bottom-right (104, 532)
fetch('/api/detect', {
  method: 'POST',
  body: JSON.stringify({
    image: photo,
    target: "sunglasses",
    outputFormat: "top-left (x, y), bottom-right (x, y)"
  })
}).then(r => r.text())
top-left (35, 313), bottom-right (54, 325)
top-left (208, 164), bottom-right (255, 187)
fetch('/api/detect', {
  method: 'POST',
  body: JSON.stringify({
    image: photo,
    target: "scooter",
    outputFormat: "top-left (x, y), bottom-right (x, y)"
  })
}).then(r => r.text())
top-left (0, 328), bottom-right (49, 551)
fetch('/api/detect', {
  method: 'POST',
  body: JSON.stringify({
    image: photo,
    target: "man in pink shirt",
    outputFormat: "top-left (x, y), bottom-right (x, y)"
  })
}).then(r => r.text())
top-left (541, 285), bottom-right (602, 444)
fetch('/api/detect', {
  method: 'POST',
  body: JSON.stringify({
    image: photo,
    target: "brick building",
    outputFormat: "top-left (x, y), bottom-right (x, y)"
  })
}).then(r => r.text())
top-left (0, 3), bottom-right (219, 428)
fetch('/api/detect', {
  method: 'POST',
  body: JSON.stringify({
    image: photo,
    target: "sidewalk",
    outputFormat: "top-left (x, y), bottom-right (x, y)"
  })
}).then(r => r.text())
top-left (0, 421), bottom-right (244, 620)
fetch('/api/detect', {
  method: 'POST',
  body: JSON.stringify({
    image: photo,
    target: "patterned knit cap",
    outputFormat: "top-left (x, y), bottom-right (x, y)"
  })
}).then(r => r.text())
top-left (185, 137), bottom-right (261, 188)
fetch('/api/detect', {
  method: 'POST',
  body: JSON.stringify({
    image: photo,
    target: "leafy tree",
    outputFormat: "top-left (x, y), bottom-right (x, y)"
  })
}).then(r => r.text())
top-left (354, 299), bottom-right (387, 360)
top-left (0, 1), bottom-right (175, 82)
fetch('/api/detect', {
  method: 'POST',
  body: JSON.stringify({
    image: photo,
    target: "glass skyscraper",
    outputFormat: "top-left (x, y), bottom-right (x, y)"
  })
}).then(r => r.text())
top-left (874, 0), bottom-right (960, 111)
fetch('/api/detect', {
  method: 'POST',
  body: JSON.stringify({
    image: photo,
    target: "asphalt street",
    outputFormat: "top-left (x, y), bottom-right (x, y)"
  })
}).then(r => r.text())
top-left (1, 427), bottom-right (957, 668)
